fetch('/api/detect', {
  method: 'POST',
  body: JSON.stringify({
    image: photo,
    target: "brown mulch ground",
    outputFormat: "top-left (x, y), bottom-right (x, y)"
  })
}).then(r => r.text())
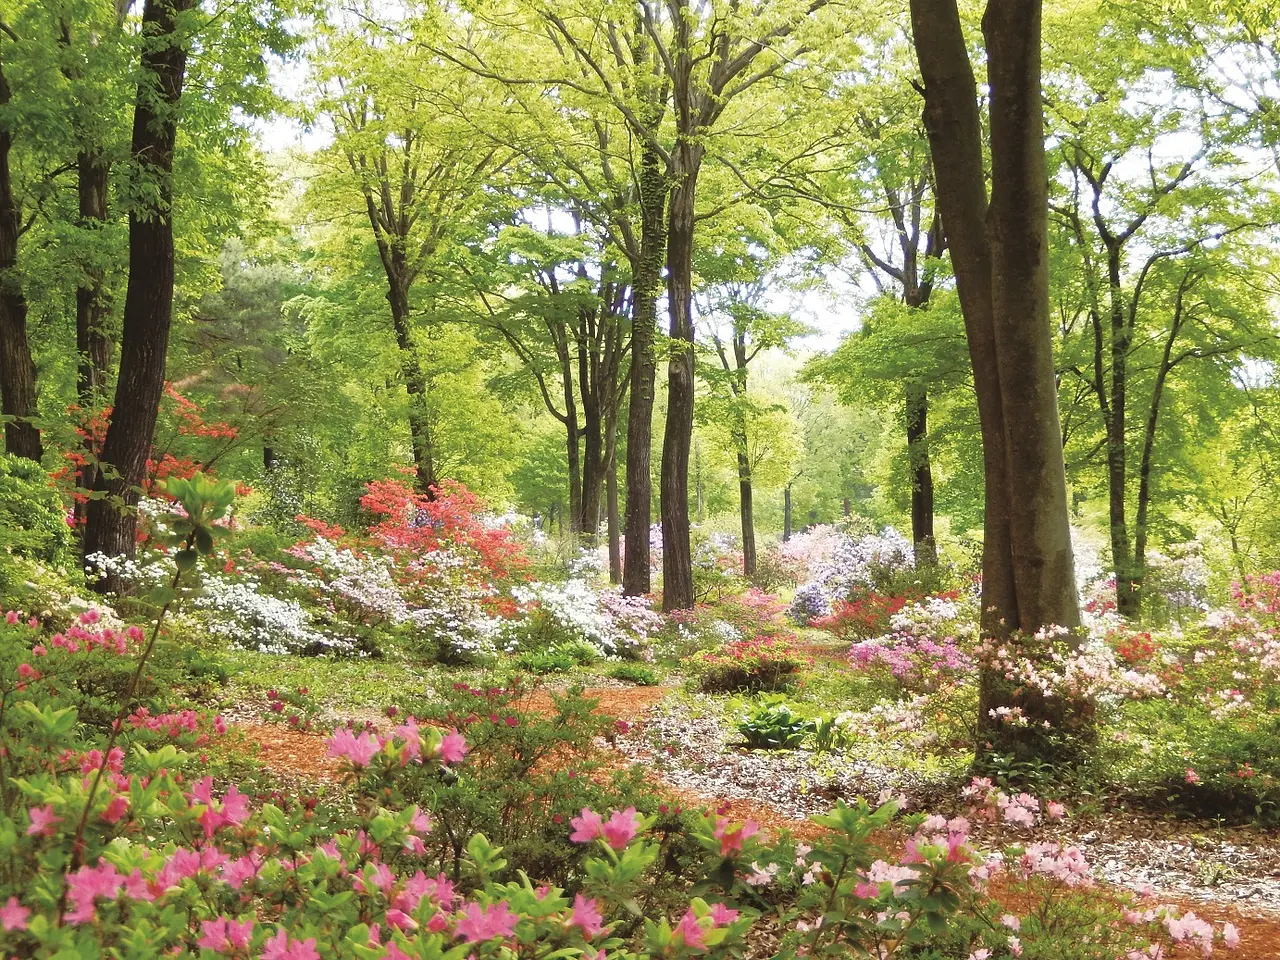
top-left (230, 686), bottom-right (1280, 958)
top-left (513, 685), bottom-right (674, 719)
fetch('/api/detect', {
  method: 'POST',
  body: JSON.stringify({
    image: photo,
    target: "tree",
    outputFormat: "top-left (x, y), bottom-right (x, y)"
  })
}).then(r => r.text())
top-left (0, 19), bottom-right (43, 462)
top-left (698, 254), bottom-right (807, 578)
top-left (83, 0), bottom-right (196, 583)
top-left (309, 21), bottom-right (504, 495)
top-left (463, 215), bottom-right (630, 543)
top-left (909, 0), bottom-right (1080, 753)
top-left (1045, 4), bottom-right (1278, 615)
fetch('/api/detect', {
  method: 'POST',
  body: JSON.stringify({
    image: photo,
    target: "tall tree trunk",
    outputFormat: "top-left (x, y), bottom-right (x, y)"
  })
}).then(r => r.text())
top-left (623, 140), bottom-right (667, 596)
top-left (384, 264), bottom-right (438, 497)
top-left (906, 381), bottom-right (936, 565)
top-left (75, 152), bottom-right (113, 406)
top-left (605, 405), bottom-right (622, 583)
top-left (84, 0), bottom-right (194, 587)
top-left (0, 60), bottom-right (42, 463)
top-left (911, 0), bottom-right (1081, 760)
top-left (71, 152), bottom-right (114, 532)
top-left (983, 0), bottom-right (1079, 632)
top-left (579, 336), bottom-right (604, 542)
top-left (1133, 275), bottom-right (1190, 603)
top-left (1103, 245), bottom-right (1137, 617)
top-left (737, 446), bottom-right (756, 578)
top-left (660, 157), bottom-right (699, 611)
top-left (783, 485), bottom-right (792, 542)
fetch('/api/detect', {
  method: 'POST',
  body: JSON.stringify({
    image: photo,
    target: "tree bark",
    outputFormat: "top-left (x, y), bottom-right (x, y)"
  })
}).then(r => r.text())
top-left (622, 139), bottom-right (667, 596)
top-left (737, 447), bottom-right (756, 578)
top-left (0, 58), bottom-right (42, 463)
top-left (84, 0), bottom-right (194, 586)
top-left (605, 404), bottom-right (622, 583)
top-left (386, 269), bottom-right (437, 496)
top-left (906, 381), bottom-right (936, 565)
top-left (783, 484), bottom-right (793, 542)
top-left (911, 0), bottom-right (1081, 759)
top-left (660, 155), bottom-right (699, 611)
top-left (75, 152), bottom-right (113, 406)
top-left (983, 0), bottom-right (1079, 632)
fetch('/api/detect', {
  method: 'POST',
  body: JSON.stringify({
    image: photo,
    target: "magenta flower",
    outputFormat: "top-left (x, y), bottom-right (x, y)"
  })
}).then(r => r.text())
top-left (709, 903), bottom-right (739, 926)
top-left (601, 807), bottom-right (641, 849)
top-left (713, 817), bottom-right (760, 856)
top-left (454, 901), bottom-right (519, 943)
top-left (674, 908), bottom-right (708, 951)
top-left (198, 917), bottom-right (254, 953)
top-left (569, 894), bottom-right (605, 938)
top-left (262, 928), bottom-right (321, 960)
top-left (327, 727), bottom-right (382, 767)
top-left (439, 729), bottom-right (468, 764)
top-left (26, 804), bottom-right (60, 837)
top-left (569, 808), bottom-right (604, 844)
top-left (65, 863), bottom-right (123, 925)
top-left (0, 896), bottom-right (29, 932)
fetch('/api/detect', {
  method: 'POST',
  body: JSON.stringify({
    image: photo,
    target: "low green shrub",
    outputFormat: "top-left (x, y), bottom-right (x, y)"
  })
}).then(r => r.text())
top-left (608, 662), bottom-right (660, 686)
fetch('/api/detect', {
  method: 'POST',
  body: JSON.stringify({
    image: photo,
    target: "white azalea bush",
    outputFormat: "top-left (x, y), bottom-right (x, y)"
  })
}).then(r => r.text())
top-left (500, 579), bottom-right (664, 664)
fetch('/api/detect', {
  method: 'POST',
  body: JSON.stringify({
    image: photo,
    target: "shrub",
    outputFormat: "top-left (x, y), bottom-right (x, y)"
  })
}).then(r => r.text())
top-left (511, 649), bottom-right (578, 674)
top-left (0, 454), bottom-right (74, 596)
top-left (608, 663), bottom-right (660, 686)
top-left (813, 591), bottom-right (915, 641)
top-left (0, 601), bottom-right (1241, 960)
top-left (690, 635), bottom-right (806, 693)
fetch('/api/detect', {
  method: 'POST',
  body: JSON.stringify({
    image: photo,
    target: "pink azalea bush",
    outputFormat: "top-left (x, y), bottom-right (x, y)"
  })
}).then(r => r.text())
top-left (0, 601), bottom-right (1246, 959)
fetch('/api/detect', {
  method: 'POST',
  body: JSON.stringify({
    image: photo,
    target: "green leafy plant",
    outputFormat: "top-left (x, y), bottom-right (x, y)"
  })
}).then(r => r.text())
top-left (608, 662), bottom-right (660, 686)
top-left (737, 696), bottom-right (815, 750)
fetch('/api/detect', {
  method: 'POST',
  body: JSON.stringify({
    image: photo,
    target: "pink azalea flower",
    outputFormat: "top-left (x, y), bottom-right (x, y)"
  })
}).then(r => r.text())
top-left (439, 729), bottom-right (468, 764)
top-left (101, 795), bottom-right (129, 824)
top-left (1185, 768), bottom-right (1201, 784)
top-left (569, 808), bottom-right (604, 844)
top-left (65, 862), bottom-right (122, 925)
top-left (262, 928), bottom-right (321, 960)
top-left (327, 727), bottom-right (382, 767)
top-left (197, 917), bottom-right (254, 953)
top-left (709, 903), bottom-right (739, 926)
top-left (674, 908), bottom-right (707, 951)
top-left (409, 806), bottom-right (432, 834)
top-left (713, 817), bottom-right (760, 856)
top-left (1224, 922), bottom-right (1241, 949)
top-left (26, 804), bottom-right (60, 837)
top-left (601, 807), bottom-right (641, 850)
top-left (123, 869), bottom-right (157, 902)
top-left (454, 901), bottom-right (518, 943)
top-left (569, 894), bottom-right (605, 938)
top-left (1046, 801), bottom-right (1067, 820)
top-left (0, 896), bottom-right (29, 932)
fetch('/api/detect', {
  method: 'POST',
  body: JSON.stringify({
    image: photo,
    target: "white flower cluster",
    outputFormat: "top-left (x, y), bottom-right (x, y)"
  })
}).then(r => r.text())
top-left (84, 551), bottom-right (176, 588)
top-left (293, 537), bottom-right (407, 623)
top-left (194, 574), bottom-right (357, 656)
top-left (790, 527), bottom-right (915, 622)
top-left (506, 579), bottom-right (658, 658)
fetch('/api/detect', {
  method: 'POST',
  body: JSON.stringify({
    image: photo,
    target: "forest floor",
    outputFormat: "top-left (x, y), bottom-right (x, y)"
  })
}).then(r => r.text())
top-left (224, 678), bottom-right (1280, 960)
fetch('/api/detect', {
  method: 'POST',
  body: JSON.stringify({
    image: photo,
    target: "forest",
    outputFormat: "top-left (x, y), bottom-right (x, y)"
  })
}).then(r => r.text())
top-left (2, 0), bottom-right (1280, 956)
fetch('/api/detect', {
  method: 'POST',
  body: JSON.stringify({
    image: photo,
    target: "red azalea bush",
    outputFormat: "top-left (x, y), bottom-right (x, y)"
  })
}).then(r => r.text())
top-left (361, 478), bottom-right (528, 587)
top-left (814, 592), bottom-right (915, 641)
top-left (689, 635), bottom-right (808, 693)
